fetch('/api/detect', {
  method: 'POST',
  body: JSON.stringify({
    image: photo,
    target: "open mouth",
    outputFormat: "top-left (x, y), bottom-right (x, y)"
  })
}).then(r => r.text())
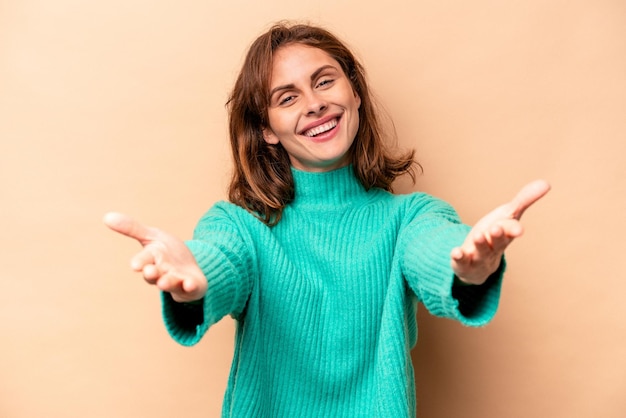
top-left (302, 117), bottom-right (339, 137)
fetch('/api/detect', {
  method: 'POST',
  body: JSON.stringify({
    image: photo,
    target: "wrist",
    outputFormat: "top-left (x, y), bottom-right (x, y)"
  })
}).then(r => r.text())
top-left (454, 276), bottom-right (475, 286)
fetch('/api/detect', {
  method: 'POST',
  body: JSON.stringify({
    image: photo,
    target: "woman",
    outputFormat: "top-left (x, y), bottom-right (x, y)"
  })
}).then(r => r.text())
top-left (104, 22), bottom-right (550, 417)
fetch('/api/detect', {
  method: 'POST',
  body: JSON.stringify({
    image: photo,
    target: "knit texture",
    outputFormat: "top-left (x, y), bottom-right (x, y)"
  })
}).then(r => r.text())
top-left (161, 165), bottom-right (503, 417)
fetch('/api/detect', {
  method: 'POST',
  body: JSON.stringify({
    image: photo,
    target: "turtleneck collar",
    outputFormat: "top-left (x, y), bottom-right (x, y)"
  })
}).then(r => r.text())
top-left (290, 165), bottom-right (368, 209)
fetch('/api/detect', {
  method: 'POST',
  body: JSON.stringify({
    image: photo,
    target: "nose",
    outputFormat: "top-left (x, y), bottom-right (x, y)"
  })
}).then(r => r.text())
top-left (304, 92), bottom-right (327, 116)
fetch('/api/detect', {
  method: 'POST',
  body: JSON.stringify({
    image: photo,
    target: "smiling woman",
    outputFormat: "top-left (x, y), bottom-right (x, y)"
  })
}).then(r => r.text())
top-left (104, 21), bottom-right (550, 418)
top-left (226, 23), bottom-right (416, 226)
top-left (262, 44), bottom-right (362, 172)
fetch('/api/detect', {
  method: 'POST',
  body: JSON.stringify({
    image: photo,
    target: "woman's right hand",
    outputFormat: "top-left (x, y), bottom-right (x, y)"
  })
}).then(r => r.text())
top-left (103, 212), bottom-right (208, 303)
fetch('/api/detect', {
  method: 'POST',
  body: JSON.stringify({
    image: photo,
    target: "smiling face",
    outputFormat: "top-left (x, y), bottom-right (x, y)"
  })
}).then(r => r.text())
top-left (262, 43), bottom-right (362, 172)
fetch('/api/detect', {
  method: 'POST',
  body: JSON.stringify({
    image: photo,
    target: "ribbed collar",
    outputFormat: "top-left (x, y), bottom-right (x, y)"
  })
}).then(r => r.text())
top-left (290, 165), bottom-right (368, 209)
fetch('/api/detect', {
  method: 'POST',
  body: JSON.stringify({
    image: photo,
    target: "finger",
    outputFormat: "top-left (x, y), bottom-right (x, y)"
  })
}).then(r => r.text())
top-left (510, 180), bottom-right (551, 220)
top-left (142, 264), bottom-right (161, 283)
top-left (488, 229), bottom-right (513, 253)
top-left (474, 230), bottom-right (493, 252)
top-left (103, 212), bottom-right (154, 244)
top-left (156, 274), bottom-right (183, 293)
top-left (130, 248), bottom-right (156, 271)
top-left (451, 246), bottom-right (468, 262)
top-left (182, 278), bottom-right (198, 294)
top-left (450, 249), bottom-right (473, 279)
top-left (484, 220), bottom-right (522, 250)
top-left (497, 219), bottom-right (524, 238)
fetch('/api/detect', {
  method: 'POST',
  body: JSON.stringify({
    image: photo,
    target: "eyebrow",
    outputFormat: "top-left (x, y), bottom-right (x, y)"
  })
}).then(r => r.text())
top-left (269, 64), bottom-right (338, 99)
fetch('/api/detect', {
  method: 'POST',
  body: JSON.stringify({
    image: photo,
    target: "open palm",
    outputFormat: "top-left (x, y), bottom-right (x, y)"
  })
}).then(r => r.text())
top-left (451, 180), bottom-right (551, 284)
top-left (103, 213), bottom-right (207, 303)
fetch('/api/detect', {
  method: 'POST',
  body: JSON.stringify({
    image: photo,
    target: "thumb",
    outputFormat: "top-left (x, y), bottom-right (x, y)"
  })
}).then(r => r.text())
top-left (510, 179), bottom-right (551, 220)
top-left (103, 212), bottom-right (154, 244)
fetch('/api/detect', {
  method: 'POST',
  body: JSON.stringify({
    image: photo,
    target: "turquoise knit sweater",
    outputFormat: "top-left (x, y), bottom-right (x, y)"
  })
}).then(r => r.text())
top-left (162, 165), bottom-right (503, 417)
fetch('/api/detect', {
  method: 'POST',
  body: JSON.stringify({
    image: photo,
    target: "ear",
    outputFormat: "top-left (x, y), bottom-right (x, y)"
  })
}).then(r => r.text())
top-left (262, 127), bottom-right (280, 145)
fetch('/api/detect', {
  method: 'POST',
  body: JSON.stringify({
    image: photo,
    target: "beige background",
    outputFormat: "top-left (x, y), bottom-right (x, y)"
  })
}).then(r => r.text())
top-left (1, 0), bottom-right (625, 417)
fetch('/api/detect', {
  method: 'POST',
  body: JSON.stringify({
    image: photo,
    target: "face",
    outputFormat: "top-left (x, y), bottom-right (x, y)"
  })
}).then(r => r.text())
top-left (263, 43), bottom-right (361, 172)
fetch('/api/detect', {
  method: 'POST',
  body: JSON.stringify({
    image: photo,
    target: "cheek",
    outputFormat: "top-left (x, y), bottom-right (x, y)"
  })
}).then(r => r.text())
top-left (354, 92), bottom-right (361, 109)
top-left (350, 104), bottom-right (361, 131)
top-left (269, 110), bottom-right (298, 135)
top-left (349, 94), bottom-right (361, 129)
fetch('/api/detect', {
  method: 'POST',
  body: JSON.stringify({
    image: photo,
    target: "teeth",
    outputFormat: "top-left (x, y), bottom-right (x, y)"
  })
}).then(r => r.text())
top-left (304, 119), bottom-right (337, 137)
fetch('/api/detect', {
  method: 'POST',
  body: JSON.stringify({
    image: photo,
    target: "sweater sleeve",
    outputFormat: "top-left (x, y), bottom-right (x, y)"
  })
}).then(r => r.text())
top-left (161, 202), bottom-right (256, 346)
top-left (399, 195), bottom-right (503, 327)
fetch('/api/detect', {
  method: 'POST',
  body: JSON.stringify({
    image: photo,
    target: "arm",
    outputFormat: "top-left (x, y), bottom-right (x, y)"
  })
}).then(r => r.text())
top-left (402, 180), bottom-right (550, 325)
top-left (400, 201), bottom-right (496, 326)
top-left (103, 206), bottom-right (255, 345)
top-left (451, 180), bottom-right (551, 284)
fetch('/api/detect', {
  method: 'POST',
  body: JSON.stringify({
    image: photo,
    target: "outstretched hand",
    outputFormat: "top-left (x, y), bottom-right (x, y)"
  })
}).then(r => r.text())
top-left (451, 180), bottom-right (551, 285)
top-left (103, 213), bottom-right (207, 303)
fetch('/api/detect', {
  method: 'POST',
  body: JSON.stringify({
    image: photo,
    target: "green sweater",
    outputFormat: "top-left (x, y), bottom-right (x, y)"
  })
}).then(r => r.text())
top-left (162, 165), bottom-right (503, 417)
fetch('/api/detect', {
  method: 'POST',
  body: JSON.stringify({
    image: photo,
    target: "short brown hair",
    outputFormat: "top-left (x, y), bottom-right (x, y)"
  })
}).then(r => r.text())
top-left (227, 22), bottom-right (418, 225)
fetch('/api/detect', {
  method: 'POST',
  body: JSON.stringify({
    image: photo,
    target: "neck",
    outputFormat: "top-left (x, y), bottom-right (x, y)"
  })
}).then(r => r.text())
top-left (290, 165), bottom-right (367, 209)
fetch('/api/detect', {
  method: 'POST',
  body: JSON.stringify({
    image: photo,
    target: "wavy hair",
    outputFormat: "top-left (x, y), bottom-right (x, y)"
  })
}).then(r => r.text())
top-left (227, 22), bottom-right (418, 225)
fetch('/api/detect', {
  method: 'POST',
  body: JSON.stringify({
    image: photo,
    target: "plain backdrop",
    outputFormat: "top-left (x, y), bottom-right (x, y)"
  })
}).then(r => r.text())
top-left (1, 0), bottom-right (625, 417)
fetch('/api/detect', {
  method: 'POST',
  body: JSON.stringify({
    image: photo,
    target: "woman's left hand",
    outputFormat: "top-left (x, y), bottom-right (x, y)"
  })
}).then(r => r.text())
top-left (451, 180), bottom-right (551, 285)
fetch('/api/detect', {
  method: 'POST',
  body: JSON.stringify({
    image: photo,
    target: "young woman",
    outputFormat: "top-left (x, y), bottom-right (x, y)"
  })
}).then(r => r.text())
top-left (104, 23), bottom-right (550, 417)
